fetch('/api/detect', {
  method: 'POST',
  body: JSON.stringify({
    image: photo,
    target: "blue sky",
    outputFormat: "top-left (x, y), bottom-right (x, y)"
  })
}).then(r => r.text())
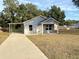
top-left (0, 0), bottom-right (79, 20)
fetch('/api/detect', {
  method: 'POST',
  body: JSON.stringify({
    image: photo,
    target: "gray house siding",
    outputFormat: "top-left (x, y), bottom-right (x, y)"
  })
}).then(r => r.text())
top-left (23, 16), bottom-right (46, 35)
top-left (23, 16), bottom-right (59, 35)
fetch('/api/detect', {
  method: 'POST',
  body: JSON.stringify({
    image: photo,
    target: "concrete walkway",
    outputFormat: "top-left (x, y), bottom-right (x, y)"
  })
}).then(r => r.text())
top-left (0, 33), bottom-right (48, 59)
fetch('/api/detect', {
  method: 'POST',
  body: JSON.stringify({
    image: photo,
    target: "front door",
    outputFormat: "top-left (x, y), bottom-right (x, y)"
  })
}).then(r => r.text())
top-left (45, 24), bottom-right (54, 33)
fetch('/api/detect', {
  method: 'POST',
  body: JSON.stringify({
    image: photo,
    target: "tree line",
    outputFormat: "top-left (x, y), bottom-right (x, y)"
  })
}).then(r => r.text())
top-left (0, 0), bottom-right (78, 28)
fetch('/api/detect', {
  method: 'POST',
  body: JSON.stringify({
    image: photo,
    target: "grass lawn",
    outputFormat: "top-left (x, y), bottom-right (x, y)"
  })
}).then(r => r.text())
top-left (27, 34), bottom-right (79, 59)
top-left (0, 32), bottom-right (9, 44)
top-left (59, 29), bottom-right (79, 35)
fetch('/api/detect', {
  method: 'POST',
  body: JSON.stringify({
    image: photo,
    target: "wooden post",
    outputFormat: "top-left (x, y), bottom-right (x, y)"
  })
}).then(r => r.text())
top-left (9, 23), bottom-right (10, 33)
top-left (57, 29), bottom-right (59, 34)
top-left (23, 24), bottom-right (24, 34)
top-left (42, 24), bottom-right (43, 35)
top-left (57, 25), bottom-right (59, 34)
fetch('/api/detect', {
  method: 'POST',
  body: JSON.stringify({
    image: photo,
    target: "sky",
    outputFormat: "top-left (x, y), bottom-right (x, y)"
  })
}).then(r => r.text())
top-left (0, 0), bottom-right (79, 20)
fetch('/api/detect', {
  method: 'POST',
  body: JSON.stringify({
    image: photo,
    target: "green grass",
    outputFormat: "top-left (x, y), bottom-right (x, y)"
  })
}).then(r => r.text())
top-left (27, 34), bottom-right (79, 59)
top-left (0, 32), bottom-right (9, 44)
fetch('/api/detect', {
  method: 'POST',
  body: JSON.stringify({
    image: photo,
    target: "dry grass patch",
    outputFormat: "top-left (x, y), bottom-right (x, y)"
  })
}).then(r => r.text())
top-left (59, 29), bottom-right (79, 35)
top-left (0, 32), bottom-right (9, 44)
top-left (27, 34), bottom-right (79, 59)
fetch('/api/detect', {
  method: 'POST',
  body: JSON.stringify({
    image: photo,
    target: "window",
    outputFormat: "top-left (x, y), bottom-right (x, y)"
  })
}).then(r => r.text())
top-left (46, 28), bottom-right (48, 30)
top-left (46, 25), bottom-right (48, 27)
top-left (49, 25), bottom-right (52, 30)
top-left (29, 25), bottom-right (32, 31)
top-left (49, 25), bottom-right (52, 27)
top-left (45, 25), bottom-right (48, 30)
top-left (49, 27), bottom-right (52, 30)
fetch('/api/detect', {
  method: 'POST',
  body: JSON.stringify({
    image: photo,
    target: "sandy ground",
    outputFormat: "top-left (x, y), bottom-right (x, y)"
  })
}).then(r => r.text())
top-left (0, 33), bottom-right (48, 59)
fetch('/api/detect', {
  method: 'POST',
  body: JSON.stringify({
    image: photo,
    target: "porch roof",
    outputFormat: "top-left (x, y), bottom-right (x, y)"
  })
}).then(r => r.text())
top-left (8, 23), bottom-right (23, 25)
top-left (41, 18), bottom-right (60, 24)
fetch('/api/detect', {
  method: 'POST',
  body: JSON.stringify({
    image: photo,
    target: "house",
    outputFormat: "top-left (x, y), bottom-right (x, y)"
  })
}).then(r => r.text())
top-left (70, 22), bottom-right (79, 29)
top-left (23, 16), bottom-right (59, 35)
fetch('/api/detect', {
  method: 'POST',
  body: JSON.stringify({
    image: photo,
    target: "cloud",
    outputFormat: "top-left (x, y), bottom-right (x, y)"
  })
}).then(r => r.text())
top-left (65, 10), bottom-right (79, 20)
top-left (59, 5), bottom-right (79, 11)
top-left (18, 0), bottom-right (79, 20)
top-left (19, 0), bottom-right (40, 5)
top-left (0, 0), bottom-right (4, 12)
top-left (18, 0), bottom-right (43, 9)
top-left (19, 0), bottom-right (76, 11)
top-left (50, 0), bottom-right (79, 11)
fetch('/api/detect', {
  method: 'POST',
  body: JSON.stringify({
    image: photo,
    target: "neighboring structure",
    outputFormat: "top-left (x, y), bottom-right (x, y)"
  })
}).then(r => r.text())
top-left (70, 22), bottom-right (79, 29)
top-left (23, 16), bottom-right (59, 35)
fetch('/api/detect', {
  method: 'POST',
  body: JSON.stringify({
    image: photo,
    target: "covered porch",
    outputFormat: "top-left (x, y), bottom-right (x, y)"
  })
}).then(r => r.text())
top-left (8, 23), bottom-right (24, 33)
top-left (41, 23), bottom-right (59, 34)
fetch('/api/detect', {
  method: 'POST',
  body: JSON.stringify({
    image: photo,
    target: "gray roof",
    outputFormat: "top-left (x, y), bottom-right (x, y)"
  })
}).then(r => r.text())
top-left (23, 16), bottom-right (59, 25)
top-left (41, 18), bottom-right (60, 24)
top-left (23, 16), bottom-right (47, 23)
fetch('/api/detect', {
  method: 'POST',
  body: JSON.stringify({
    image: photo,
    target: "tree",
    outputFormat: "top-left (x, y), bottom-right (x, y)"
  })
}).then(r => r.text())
top-left (25, 3), bottom-right (43, 20)
top-left (42, 10), bottom-right (49, 17)
top-left (0, 2), bottom-right (43, 24)
top-left (15, 4), bottom-right (28, 22)
top-left (48, 5), bottom-right (65, 25)
top-left (72, 0), bottom-right (79, 7)
top-left (65, 20), bottom-right (79, 26)
top-left (0, 0), bottom-right (65, 28)
top-left (3, 0), bottom-right (19, 23)
top-left (0, 0), bottom-right (19, 28)
top-left (3, 0), bottom-right (18, 8)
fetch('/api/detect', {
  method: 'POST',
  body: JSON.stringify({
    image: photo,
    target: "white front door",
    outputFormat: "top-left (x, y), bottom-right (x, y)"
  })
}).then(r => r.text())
top-left (47, 30), bottom-right (50, 33)
top-left (45, 24), bottom-right (54, 33)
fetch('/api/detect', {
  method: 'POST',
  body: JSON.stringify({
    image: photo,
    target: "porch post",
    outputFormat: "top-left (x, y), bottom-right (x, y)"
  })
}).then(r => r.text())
top-left (9, 23), bottom-right (10, 33)
top-left (22, 23), bottom-right (24, 34)
top-left (57, 29), bottom-right (59, 34)
top-left (42, 24), bottom-right (43, 35)
top-left (57, 25), bottom-right (59, 34)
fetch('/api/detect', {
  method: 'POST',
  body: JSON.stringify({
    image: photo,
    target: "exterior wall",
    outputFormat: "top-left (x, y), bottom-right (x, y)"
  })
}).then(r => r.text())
top-left (24, 24), bottom-right (29, 35)
top-left (54, 24), bottom-right (58, 30)
top-left (24, 16), bottom-right (45, 35)
top-left (37, 25), bottom-right (42, 34)
top-left (23, 16), bottom-right (59, 35)
top-left (24, 23), bottom-right (59, 35)
top-left (24, 23), bottom-right (37, 35)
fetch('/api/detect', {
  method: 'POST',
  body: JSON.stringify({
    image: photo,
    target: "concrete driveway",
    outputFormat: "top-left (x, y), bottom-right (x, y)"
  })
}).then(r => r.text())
top-left (0, 33), bottom-right (48, 59)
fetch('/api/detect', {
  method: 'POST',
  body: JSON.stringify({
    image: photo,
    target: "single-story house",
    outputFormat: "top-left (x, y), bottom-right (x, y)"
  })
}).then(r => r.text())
top-left (9, 16), bottom-right (59, 35)
top-left (23, 16), bottom-right (59, 35)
